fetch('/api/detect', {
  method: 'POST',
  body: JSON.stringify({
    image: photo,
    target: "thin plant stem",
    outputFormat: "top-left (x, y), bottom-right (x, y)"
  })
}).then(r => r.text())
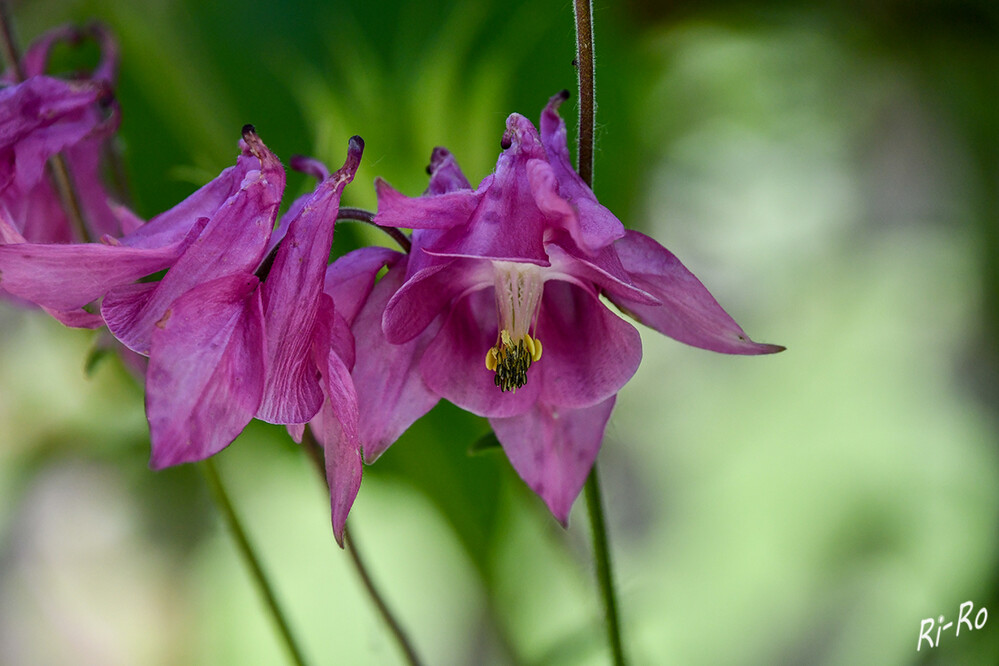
top-left (574, 1), bottom-right (627, 663)
top-left (0, 0), bottom-right (24, 81)
top-left (344, 526), bottom-right (424, 666)
top-left (200, 458), bottom-right (309, 666)
top-left (337, 207), bottom-right (412, 253)
top-left (584, 466), bottom-right (626, 665)
top-left (301, 428), bottom-right (424, 666)
top-left (0, 2), bottom-right (92, 243)
top-left (47, 156), bottom-right (93, 242)
top-left (573, 0), bottom-right (596, 188)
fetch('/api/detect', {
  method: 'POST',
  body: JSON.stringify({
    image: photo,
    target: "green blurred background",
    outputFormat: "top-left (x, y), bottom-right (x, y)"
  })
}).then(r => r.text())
top-left (2, 0), bottom-right (998, 663)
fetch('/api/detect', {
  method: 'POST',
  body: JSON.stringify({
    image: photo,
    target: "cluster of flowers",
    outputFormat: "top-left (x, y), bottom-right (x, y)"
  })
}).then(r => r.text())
top-left (0, 26), bottom-right (782, 543)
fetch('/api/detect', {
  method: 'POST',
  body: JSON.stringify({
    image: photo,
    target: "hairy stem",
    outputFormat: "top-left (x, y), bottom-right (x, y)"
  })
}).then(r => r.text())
top-left (337, 207), bottom-right (412, 253)
top-left (574, 1), bottom-right (626, 663)
top-left (201, 459), bottom-right (308, 666)
top-left (301, 428), bottom-right (424, 666)
top-left (573, 0), bottom-right (596, 188)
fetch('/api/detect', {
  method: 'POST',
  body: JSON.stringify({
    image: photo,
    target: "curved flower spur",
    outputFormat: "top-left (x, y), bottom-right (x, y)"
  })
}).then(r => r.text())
top-left (370, 91), bottom-right (784, 523)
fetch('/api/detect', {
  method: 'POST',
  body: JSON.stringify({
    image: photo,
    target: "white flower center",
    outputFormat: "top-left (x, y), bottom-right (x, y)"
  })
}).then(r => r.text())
top-left (484, 262), bottom-right (544, 392)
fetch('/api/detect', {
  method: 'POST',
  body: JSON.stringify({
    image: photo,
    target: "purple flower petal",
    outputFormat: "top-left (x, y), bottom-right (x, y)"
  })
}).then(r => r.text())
top-left (310, 294), bottom-right (362, 547)
top-left (120, 147), bottom-right (259, 250)
top-left (349, 258), bottom-right (440, 462)
top-left (44, 307), bottom-right (104, 329)
top-left (417, 118), bottom-right (550, 265)
top-left (538, 91), bottom-right (624, 252)
top-left (0, 219), bottom-right (203, 311)
top-left (309, 397), bottom-right (362, 548)
top-left (104, 128), bottom-right (284, 354)
top-left (490, 396), bottom-right (616, 525)
top-left (420, 287), bottom-right (540, 418)
top-left (546, 240), bottom-right (658, 306)
top-left (265, 155), bottom-right (331, 256)
top-left (20, 24), bottom-right (118, 84)
top-left (324, 246), bottom-right (402, 325)
top-left (536, 280), bottom-right (643, 409)
top-left (256, 137), bottom-right (362, 424)
top-left (374, 177), bottom-right (480, 230)
top-left (610, 230), bottom-right (785, 355)
top-left (0, 76), bottom-right (107, 194)
top-left (145, 273), bottom-right (265, 468)
top-left (382, 257), bottom-right (492, 344)
top-left (425, 147), bottom-right (471, 195)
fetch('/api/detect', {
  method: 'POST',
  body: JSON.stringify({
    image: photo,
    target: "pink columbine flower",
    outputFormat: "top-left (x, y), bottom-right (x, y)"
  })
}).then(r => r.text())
top-left (369, 92), bottom-right (784, 523)
top-left (0, 24), bottom-right (129, 246)
top-left (0, 127), bottom-right (279, 328)
top-left (137, 136), bottom-right (365, 545)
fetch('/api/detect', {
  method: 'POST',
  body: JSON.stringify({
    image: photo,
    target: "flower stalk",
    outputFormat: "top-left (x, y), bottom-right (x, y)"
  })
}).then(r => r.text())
top-left (344, 527), bottom-right (425, 666)
top-left (574, 1), bottom-right (627, 663)
top-left (585, 465), bottom-right (626, 665)
top-left (200, 458), bottom-right (309, 666)
top-left (301, 428), bottom-right (424, 666)
top-left (573, 0), bottom-right (595, 188)
top-left (337, 207), bottom-right (412, 253)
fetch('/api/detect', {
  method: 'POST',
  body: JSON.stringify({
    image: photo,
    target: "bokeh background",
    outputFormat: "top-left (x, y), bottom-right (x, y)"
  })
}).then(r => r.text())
top-left (2, 0), bottom-right (998, 664)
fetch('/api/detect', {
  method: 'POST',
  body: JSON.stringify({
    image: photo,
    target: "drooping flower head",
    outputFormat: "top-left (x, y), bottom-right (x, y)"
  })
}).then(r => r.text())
top-left (0, 24), bottom-right (127, 246)
top-left (136, 135), bottom-right (366, 545)
top-left (370, 92), bottom-right (783, 523)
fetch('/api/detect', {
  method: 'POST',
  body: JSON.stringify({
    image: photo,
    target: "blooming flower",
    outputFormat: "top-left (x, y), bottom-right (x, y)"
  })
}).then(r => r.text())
top-left (0, 24), bottom-right (128, 246)
top-left (0, 127), bottom-right (277, 328)
top-left (137, 136), bottom-right (365, 545)
top-left (370, 92), bottom-right (783, 523)
top-left (0, 25), bottom-right (137, 328)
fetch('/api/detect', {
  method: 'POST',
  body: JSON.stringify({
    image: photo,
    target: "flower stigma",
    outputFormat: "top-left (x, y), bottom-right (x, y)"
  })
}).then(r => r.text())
top-left (484, 262), bottom-right (544, 392)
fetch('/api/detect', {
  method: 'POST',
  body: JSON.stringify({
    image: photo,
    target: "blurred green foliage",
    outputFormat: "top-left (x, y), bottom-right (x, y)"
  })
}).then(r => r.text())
top-left (1, 0), bottom-right (998, 664)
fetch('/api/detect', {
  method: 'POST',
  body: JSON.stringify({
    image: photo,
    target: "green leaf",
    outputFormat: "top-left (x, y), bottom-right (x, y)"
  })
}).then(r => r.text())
top-left (467, 430), bottom-right (502, 456)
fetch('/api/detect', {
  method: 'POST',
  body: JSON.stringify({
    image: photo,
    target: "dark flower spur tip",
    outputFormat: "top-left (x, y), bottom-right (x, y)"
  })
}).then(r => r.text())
top-left (558, 89), bottom-right (570, 101)
top-left (241, 123), bottom-right (257, 139)
top-left (500, 133), bottom-right (513, 150)
top-left (341, 135), bottom-right (364, 174)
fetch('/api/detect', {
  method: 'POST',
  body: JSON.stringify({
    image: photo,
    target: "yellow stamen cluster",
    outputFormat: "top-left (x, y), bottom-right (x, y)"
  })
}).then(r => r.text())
top-left (485, 330), bottom-right (543, 392)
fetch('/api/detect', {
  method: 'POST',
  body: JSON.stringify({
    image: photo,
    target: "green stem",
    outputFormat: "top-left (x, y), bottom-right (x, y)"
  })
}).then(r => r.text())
top-left (574, 2), bottom-right (627, 662)
top-left (0, 0), bottom-right (24, 81)
top-left (584, 466), bottom-right (626, 665)
top-left (200, 458), bottom-right (309, 666)
top-left (300, 428), bottom-right (424, 666)
top-left (344, 526), bottom-right (424, 666)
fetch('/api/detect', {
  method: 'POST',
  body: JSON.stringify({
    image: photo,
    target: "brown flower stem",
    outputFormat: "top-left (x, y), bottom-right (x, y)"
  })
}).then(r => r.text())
top-left (337, 207), bottom-right (412, 253)
top-left (0, 2), bottom-right (92, 243)
top-left (301, 429), bottom-right (424, 666)
top-left (574, 0), bottom-right (595, 189)
top-left (575, 1), bottom-right (627, 663)
top-left (200, 458), bottom-right (309, 666)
